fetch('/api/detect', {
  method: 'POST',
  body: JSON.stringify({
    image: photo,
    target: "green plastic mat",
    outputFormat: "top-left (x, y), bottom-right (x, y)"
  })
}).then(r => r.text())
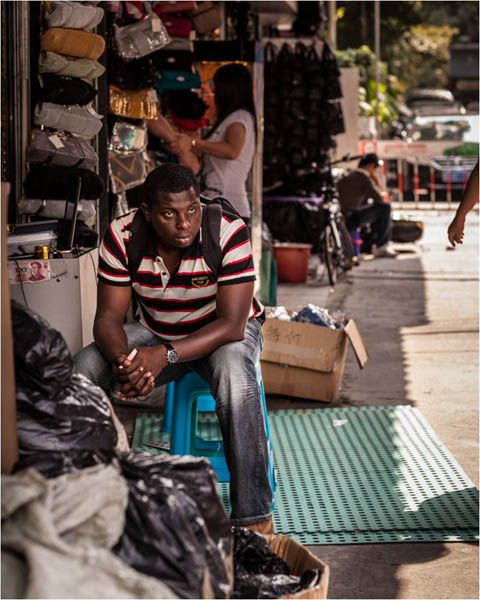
top-left (133, 406), bottom-right (479, 545)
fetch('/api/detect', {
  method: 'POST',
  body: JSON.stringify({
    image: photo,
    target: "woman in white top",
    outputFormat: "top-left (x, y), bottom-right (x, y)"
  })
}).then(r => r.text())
top-left (169, 64), bottom-right (256, 221)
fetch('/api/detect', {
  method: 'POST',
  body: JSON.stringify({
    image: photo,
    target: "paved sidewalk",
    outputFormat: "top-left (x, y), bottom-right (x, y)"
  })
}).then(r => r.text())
top-left (273, 210), bottom-right (479, 599)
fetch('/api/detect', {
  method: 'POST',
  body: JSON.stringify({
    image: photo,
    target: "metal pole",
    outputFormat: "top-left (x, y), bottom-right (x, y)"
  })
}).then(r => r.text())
top-left (374, 0), bottom-right (381, 140)
top-left (430, 165), bottom-right (436, 206)
top-left (413, 159), bottom-right (419, 209)
top-left (397, 158), bottom-right (404, 205)
top-left (328, 0), bottom-right (337, 49)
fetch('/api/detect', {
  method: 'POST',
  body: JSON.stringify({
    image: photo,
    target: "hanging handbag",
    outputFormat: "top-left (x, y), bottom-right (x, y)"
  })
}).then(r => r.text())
top-left (325, 100), bottom-right (345, 135)
top-left (264, 42), bottom-right (278, 82)
top-left (109, 85), bottom-right (159, 119)
top-left (151, 49), bottom-right (193, 71)
top-left (322, 42), bottom-right (341, 79)
top-left (166, 89), bottom-right (207, 119)
top-left (110, 120), bottom-right (148, 155)
top-left (169, 114), bottom-right (206, 131)
top-left (123, 0), bottom-right (147, 19)
top-left (153, 1), bottom-right (197, 15)
top-left (156, 70), bottom-right (201, 94)
top-left (305, 45), bottom-right (324, 87)
top-left (114, 3), bottom-right (171, 61)
top-left (34, 102), bottom-right (103, 138)
top-left (161, 16), bottom-right (193, 37)
top-left (324, 77), bottom-right (343, 100)
top-left (41, 28), bottom-right (106, 61)
top-left (39, 74), bottom-right (97, 106)
top-left (109, 54), bottom-right (159, 90)
top-left (39, 51), bottom-right (105, 80)
top-left (108, 150), bottom-right (149, 193)
top-left (191, 1), bottom-right (221, 34)
top-left (26, 129), bottom-right (99, 170)
top-left (45, 1), bottom-right (104, 30)
top-left (23, 165), bottom-right (105, 200)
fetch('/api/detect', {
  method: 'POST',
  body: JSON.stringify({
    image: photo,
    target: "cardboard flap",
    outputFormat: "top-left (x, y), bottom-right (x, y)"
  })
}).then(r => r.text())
top-left (262, 319), bottom-right (343, 373)
top-left (344, 319), bottom-right (368, 368)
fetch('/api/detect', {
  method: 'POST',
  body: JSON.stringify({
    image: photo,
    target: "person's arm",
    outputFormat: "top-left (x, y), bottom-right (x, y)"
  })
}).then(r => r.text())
top-left (169, 122), bottom-right (247, 160)
top-left (364, 174), bottom-right (385, 204)
top-left (448, 162), bottom-right (479, 246)
top-left (147, 115), bottom-right (200, 173)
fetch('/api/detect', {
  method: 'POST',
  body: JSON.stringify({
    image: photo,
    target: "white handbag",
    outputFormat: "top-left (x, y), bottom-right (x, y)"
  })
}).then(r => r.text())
top-left (45, 1), bottom-right (104, 31)
top-left (114, 2), bottom-right (171, 60)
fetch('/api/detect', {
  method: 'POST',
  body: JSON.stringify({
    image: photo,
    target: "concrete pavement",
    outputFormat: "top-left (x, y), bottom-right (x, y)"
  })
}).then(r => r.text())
top-left (273, 209), bottom-right (479, 599)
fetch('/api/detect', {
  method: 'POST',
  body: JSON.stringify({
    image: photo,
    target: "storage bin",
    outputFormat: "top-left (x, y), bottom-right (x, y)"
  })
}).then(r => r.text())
top-left (273, 243), bottom-right (312, 283)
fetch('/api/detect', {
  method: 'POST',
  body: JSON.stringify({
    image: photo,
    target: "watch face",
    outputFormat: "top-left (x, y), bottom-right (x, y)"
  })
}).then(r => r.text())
top-left (167, 348), bottom-right (179, 363)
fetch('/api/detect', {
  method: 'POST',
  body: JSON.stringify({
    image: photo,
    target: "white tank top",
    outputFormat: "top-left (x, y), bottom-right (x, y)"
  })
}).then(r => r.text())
top-left (202, 109), bottom-right (255, 218)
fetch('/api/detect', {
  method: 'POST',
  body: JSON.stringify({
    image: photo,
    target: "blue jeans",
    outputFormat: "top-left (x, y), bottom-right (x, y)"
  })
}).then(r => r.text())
top-left (74, 319), bottom-right (274, 525)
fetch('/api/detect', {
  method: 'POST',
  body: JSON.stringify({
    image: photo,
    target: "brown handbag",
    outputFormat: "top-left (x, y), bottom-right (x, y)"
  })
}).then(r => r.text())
top-left (109, 86), bottom-right (159, 120)
top-left (41, 28), bottom-right (106, 61)
top-left (191, 1), bottom-right (221, 34)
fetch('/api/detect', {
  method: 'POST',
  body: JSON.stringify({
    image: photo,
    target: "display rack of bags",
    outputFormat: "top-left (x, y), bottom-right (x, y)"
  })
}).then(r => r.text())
top-left (262, 39), bottom-right (345, 194)
top-left (23, 0), bottom-right (107, 249)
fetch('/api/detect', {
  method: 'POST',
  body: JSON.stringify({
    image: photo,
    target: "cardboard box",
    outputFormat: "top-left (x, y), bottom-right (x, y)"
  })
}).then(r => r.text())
top-left (261, 318), bottom-right (368, 403)
top-left (265, 534), bottom-right (329, 599)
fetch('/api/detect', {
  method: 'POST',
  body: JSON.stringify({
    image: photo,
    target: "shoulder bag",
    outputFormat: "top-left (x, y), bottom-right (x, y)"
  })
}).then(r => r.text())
top-left (110, 120), bottom-right (148, 155)
top-left (108, 150), bottom-right (150, 194)
top-left (45, 1), bottom-right (104, 30)
top-left (161, 16), bottom-right (193, 38)
top-left (34, 102), bottom-right (103, 138)
top-left (26, 129), bottom-right (99, 170)
top-left (153, 1), bottom-right (197, 15)
top-left (41, 28), bottom-right (106, 60)
top-left (151, 49), bottom-right (193, 71)
top-left (39, 51), bottom-right (105, 79)
top-left (40, 74), bottom-right (97, 106)
top-left (109, 54), bottom-right (159, 90)
top-left (156, 70), bottom-right (201, 95)
top-left (109, 86), bottom-right (159, 119)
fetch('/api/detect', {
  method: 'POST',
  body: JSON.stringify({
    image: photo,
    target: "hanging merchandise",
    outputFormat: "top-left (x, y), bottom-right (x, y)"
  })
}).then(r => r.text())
top-left (166, 89), bottom-right (208, 119)
top-left (11, 303), bottom-right (118, 479)
top-left (41, 28), bottom-right (106, 60)
top-left (161, 16), bottom-right (193, 38)
top-left (39, 73), bottom-right (97, 106)
top-left (123, 0), bottom-right (148, 19)
top-left (163, 36), bottom-right (193, 51)
top-left (34, 102), bottom-right (103, 138)
top-left (108, 150), bottom-right (150, 193)
top-left (44, 1), bottom-right (105, 31)
top-left (151, 48), bottom-right (193, 71)
top-left (153, 1), bottom-right (198, 15)
top-left (156, 69), bottom-right (201, 94)
top-left (18, 198), bottom-right (97, 222)
top-left (109, 53), bottom-right (159, 90)
top-left (191, 1), bottom-right (221, 34)
top-left (110, 120), bottom-right (148, 155)
top-left (170, 114), bottom-right (206, 131)
top-left (39, 51), bottom-right (105, 79)
top-left (109, 85), bottom-right (159, 119)
top-left (114, 452), bottom-right (233, 599)
top-left (23, 164), bottom-right (105, 200)
top-left (113, 4), bottom-right (171, 61)
top-left (26, 129), bottom-right (99, 171)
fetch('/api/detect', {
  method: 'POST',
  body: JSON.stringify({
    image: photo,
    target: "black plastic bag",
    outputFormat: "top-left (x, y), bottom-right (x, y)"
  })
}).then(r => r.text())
top-left (115, 453), bottom-right (233, 599)
top-left (12, 302), bottom-right (118, 478)
top-left (233, 528), bottom-right (322, 599)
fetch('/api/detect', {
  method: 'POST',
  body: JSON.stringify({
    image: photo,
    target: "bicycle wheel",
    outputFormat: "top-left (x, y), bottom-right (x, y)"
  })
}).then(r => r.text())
top-left (338, 220), bottom-right (354, 271)
top-left (323, 223), bottom-right (339, 286)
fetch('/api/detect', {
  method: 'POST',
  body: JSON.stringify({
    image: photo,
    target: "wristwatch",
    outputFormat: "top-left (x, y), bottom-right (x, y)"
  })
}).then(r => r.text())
top-left (164, 342), bottom-right (179, 364)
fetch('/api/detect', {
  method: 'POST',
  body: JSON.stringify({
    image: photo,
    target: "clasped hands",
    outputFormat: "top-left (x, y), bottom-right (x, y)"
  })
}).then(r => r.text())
top-left (167, 133), bottom-right (194, 155)
top-left (113, 346), bottom-right (167, 399)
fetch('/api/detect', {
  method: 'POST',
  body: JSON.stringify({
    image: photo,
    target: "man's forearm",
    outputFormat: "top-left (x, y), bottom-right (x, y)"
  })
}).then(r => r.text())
top-left (93, 316), bottom-right (129, 363)
top-left (456, 163), bottom-right (479, 219)
top-left (170, 317), bottom-right (246, 362)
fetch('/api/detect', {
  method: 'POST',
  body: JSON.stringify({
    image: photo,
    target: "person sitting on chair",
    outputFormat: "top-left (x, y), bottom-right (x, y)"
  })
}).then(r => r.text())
top-left (337, 153), bottom-right (397, 258)
top-left (74, 163), bottom-right (274, 534)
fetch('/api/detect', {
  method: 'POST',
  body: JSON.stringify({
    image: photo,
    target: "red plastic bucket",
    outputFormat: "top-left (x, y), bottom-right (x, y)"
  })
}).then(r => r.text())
top-left (273, 243), bottom-right (312, 283)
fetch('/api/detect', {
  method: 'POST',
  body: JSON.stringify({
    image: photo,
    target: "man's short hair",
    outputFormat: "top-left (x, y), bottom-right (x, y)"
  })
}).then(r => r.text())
top-left (30, 261), bottom-right (42, 269)
top-left (358, 153), bottom-right (380, 169)
top-left (143, 164), bottom-right (200, 207)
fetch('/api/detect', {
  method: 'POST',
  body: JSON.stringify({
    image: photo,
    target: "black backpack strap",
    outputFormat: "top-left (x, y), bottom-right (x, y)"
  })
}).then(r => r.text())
top-left (201, 202), bottom-right (223, 276)
top-left (126, 209), bottom-right (151, 281)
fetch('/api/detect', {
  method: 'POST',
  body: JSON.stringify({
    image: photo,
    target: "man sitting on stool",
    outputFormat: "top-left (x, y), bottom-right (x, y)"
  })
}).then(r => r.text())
top-left (337, 153), bottom-right (397, 258)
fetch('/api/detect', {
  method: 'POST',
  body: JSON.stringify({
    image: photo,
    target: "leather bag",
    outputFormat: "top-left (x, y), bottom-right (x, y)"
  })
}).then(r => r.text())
top-left (38, 51), bottom-right (105, 80)
top-left (161, 16), bottom-right (193, 37)
top-left (156, 70), bottom-right (201, 94)
top-left (153, 1), bottom-right (197, 15)
top-left (109, 54), bottom-right (159, 90)
top-left (109, 86), bottom-right (159, 119)
top-left (34, 102), bottom-right (103, 138)
top-left (108, 150), bottom-right (149, 193)
top-left (110, 120), bottom-right (148, 155)
top-left (191, 1), bottom-right (221, 33)
top-left (40, 74), bottom-right (97, 106)
top-left (41, 28), bottom-right (106, 60)
top-left (45, 1), bottom-right (104, 30)
top-left (23, 164), bottom-right (105, 200)
top-left (114, 3), bottom-right (171, 61)
top-left (26, 129), bottom-right (99, 170)
top-left (151, 49), bottom-right (193, 71)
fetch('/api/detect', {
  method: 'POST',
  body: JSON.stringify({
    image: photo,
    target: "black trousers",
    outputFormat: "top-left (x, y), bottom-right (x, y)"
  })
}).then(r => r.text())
top-left (346, 203), bottom-right (392, 248)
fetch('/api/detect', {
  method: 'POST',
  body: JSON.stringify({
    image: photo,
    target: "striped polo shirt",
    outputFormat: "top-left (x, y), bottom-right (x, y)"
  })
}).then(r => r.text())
top-left (98, 208), bottom-right (264, 341)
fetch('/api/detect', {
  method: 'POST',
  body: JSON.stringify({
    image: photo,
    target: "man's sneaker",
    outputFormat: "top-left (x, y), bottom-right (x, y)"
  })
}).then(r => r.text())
top-left (372, 244), bottom-right (398, 258)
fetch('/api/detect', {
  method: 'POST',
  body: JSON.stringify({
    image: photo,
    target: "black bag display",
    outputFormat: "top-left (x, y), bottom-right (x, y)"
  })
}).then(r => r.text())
top-left (11, 302), bottom-right (118, 479)
top-left (23, 164), bottom-right (105, 200)
top-left (114, 452), bottom-right (233, 599)
top-left (109, 53), bottom-right (159, 90)
top-left (39, 73), bottom-right (98, 105)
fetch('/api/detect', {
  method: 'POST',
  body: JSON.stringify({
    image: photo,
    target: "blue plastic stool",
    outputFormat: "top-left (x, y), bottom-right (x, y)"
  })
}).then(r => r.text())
top-left (164, 369), bottom-right (276, 493)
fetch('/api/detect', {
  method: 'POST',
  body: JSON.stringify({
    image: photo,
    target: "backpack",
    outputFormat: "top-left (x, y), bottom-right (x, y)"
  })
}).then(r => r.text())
top-left (126, 195), bottom-right (242, 280)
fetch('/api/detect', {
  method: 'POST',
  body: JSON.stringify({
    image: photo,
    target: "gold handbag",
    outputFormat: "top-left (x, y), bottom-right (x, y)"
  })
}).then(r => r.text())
top-left (109, 86), bottom-right (159, 120)
top-left (41, 28), bottom-right (106, 61)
